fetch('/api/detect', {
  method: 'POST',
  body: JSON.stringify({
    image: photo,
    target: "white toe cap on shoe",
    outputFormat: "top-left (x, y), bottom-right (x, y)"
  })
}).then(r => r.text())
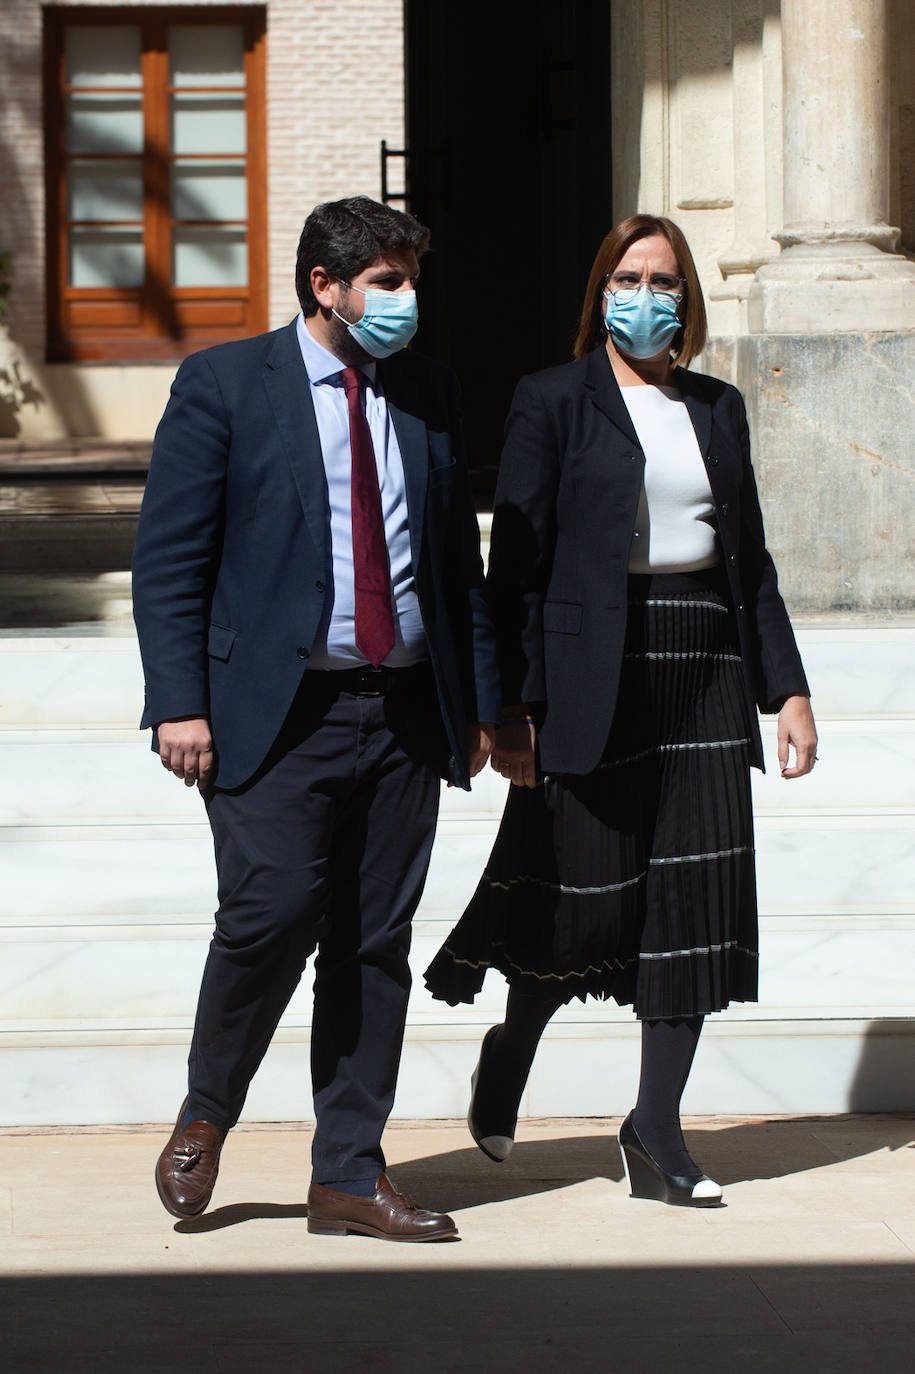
top-left (691, 1176), bottom-right (723, 1201)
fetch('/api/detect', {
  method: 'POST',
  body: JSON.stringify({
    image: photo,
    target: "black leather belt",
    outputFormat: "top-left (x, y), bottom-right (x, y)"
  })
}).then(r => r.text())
top-left (312, 662), bottom-right (431, 698)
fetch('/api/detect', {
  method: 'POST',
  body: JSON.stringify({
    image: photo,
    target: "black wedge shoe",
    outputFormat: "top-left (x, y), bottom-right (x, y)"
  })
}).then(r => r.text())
top-left (467, 1026), bottom-right (518, 1163)
top-left (618, 1111), bottom-right (723, 1208)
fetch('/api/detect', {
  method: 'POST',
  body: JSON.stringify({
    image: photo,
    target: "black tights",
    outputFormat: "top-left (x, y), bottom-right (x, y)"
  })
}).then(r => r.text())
top-left (632, 1015), bottom-right (704, 1177)
top-left (479, 982), bottom-right (705, 1176)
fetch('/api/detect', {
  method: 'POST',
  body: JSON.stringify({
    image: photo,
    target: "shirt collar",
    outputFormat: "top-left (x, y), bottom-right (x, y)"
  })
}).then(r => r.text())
top-left (295, 311), bottom-right (377, 388)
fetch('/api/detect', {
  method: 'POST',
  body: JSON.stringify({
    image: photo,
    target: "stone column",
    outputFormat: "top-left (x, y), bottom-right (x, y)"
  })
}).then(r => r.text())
top-left (709, 0), bottom-right (781, 334)
top-left (749, 0), bottom-right (915, 332)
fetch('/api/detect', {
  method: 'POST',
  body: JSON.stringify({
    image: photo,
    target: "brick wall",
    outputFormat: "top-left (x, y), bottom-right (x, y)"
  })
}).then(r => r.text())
top-left (2, 2), bottom-right (46, 355)
top-left (0, 0), bottom-right (405, 357)
top-left (264, 0), bottom-right (405, 328)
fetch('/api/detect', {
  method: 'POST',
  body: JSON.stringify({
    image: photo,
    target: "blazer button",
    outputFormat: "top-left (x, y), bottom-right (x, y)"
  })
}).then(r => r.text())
top-left (729, 553), bottom-right (736, 563)
top-left (296, 646), bottom-right (309, 660)
top-left (315, 580), bottom-right (325, 593)
top-left (720, 502), bottom-right (729, 516)
top-left (708, 455), bottom-right (719, 466)
top-left (738, 603), bottom-right (745, 612)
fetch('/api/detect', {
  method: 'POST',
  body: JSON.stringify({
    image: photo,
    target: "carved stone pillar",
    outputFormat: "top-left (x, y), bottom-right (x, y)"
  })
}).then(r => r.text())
top-left (711, 0), bottom-right (780, 323)
top-left (749, 0), bottom-right (915, 332)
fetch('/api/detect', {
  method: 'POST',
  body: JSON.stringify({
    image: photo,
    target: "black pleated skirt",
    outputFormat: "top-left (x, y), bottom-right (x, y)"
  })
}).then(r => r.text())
top-left (424, 569), bottom-right (759, 1019)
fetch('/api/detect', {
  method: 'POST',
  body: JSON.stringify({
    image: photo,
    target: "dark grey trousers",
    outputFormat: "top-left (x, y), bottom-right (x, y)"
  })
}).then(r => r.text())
top-left (187, 671), bottom-right (441, 1184)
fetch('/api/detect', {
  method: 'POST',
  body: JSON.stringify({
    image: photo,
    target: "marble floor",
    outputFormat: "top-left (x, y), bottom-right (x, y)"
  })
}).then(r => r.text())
top-left (3, 1114), bottom-right (914, 1373)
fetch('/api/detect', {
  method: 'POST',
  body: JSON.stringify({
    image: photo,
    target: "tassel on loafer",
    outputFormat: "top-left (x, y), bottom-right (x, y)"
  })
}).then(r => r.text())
top-left (618, 1111), bottom-right (723, 1208)
top-left (467, 1026), bottom-right (517, 1163)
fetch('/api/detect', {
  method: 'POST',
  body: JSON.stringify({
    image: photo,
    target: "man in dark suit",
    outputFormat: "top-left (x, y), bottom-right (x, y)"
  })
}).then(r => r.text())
top-left (133, 196), bottom-right (499, 1241)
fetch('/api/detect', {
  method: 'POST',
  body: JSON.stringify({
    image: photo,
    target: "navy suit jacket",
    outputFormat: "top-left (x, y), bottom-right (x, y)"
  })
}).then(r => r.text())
top-left (132, 321), bottom-right (500, 791)
top-left (488, 346), bottom-right (810, 775)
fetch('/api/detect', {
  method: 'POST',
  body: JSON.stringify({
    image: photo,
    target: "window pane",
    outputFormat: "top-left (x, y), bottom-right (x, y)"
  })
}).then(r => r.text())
top-left (170, 26), bottom-right (245, 87)
top-left (65, 26), bottom-right (142, 88)
top-left (69, 161), bottom-right (143, 222)
top-left (70, 228), bottom-right (144, 287)
top-left (67, 95), bottom-right (143, 155)
top-left (172, 161), bottom-right (247, 221)
top-left (171, 95), bottom-right (247, 155)
top-left (173, 226), bottom-right (248, 287)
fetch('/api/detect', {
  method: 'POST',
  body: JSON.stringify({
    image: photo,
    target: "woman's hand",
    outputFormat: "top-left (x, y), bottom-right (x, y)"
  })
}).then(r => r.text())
top-left (777, 695), bottom-right (818, 778)
top-left (491, 719), bottom-right (537, 788)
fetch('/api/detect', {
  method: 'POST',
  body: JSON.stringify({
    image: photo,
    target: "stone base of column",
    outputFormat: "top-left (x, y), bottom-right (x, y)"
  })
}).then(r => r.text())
top-left (748, 243), bottom-right (915, 334)
top-left (703, 331), bottom-right (915, 615)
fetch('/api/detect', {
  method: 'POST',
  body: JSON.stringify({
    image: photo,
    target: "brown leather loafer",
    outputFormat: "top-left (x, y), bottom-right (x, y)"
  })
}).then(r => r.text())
top-left (307, 1173), bottom-right (458, 1242)
top-left (155, 1098), bottom-right (225, 1219)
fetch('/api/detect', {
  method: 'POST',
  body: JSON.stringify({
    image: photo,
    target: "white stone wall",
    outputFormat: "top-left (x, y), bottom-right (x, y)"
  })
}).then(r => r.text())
top-left (0, 0), bottom-right (404, 437)
top-left (3, 0), bottom-right (914, 437)
top-left (611, 0), bottom-right (915, 340)
top-left (612, 0), bottom-right (784, 339)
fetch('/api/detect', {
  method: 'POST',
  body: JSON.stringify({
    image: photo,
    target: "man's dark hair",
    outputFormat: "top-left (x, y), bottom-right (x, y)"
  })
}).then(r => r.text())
top-left (295, 196), bottom-right (430, 315)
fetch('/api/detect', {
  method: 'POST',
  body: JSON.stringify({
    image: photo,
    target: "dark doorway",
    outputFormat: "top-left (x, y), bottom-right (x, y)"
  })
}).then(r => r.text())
top-left (404, 0), bottom-right (613, 498)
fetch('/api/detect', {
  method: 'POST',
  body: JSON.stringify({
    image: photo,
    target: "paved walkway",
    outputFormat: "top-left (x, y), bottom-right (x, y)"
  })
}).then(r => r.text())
top-left (4, 1115), bottom-right (914, 1373)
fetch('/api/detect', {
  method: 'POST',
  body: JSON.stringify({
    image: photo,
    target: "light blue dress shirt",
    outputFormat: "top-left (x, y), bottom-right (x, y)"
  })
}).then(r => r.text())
top-left (295, 312), bottom-right (427, 669)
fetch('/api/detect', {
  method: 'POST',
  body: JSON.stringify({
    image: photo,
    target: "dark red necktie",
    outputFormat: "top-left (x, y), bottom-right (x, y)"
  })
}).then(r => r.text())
top-left (341, 366), bottom-right (395, 666)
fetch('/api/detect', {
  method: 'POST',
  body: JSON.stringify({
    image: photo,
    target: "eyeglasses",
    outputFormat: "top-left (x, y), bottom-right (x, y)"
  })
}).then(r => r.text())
top-left (605, 272), bottom-right (684, 304)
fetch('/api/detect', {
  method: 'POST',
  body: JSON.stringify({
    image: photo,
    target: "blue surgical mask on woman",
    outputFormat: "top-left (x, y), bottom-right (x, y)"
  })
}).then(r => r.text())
top-left (334, 284), bottom-right (418, 358)
top-left (603, 284), bottom-right (681, 359)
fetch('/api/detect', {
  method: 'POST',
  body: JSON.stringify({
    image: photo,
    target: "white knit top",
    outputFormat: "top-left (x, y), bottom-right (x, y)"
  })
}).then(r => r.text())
top-left (620, 384), bottom-right (720, 574)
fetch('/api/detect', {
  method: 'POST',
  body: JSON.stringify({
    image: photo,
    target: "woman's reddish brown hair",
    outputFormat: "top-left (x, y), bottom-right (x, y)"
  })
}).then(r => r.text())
top-left (573, 214), bottom-right (707, 365)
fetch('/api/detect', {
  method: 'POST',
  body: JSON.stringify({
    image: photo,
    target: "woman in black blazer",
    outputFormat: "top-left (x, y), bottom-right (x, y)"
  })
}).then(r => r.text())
top-left (425, 214), bottom-right (818, 1207)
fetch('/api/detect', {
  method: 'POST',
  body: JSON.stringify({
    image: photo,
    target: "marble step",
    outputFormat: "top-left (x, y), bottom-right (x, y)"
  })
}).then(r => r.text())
top-left (1, 622), bottom-right (914, 727)
top-left (1, 717), bottom-right (913, 824)
top-left (1, 617), bottom-right (912, 1126)
top-left (1, 816), bottom-right (912, 921)
top-left (2, 907), bottom-right (914, 1029)
top-left (1, 1016), bottom-right (912, 1126)
top-left (0, 731), bottom-right (509, 824)
top-left (0, 572), bottom-right (135, 632)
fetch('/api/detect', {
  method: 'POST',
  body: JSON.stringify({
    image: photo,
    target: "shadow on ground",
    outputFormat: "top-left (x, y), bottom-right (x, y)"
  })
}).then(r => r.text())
top-left (177, 1116), bottom-right (915, 1232)
top-left (7, 1262), bottom-right (915, 1373)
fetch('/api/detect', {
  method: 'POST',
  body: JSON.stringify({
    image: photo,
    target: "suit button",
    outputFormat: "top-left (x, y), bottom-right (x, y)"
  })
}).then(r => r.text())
top-left (708, 455), bottom-right (719, 466)
top-left (720, 502), bottom-right (729, 516)
top-left (315, 580), bottom-right (325, 592)
top-left (296, 646), bottom-right (308, 660)
top-left (738, 603), bottom-right (745, 612)
top-left (729, 554), bottom-right (736, 563)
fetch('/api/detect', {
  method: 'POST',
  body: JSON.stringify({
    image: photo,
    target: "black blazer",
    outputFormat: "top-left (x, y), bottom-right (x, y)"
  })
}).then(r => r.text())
top-left (132, 321), bottom-right (500, 791)
top-left (488, 346), bottom-right (809, 775)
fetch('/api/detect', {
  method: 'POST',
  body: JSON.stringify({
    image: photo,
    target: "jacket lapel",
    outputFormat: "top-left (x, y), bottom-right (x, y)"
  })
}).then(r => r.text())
top-left (585, 346), bottom-right (715, 460)
top-left (262, 321), bottom-right (328, 559)
top-left (379, 357), bottom-right (428, 572)
top-left (582, 346), bottom-right (643, 450)
top-left (676, 366), bottom-right (713, 458)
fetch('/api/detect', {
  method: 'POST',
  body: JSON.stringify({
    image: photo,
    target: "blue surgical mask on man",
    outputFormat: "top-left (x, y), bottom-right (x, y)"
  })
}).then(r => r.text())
top-left (603, 284), bottom-right (681, 359)
top-left (333, 284), bottom-right (418, 359)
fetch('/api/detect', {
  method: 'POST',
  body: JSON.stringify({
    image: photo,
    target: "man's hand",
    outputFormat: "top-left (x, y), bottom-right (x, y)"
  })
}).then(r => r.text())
top-left (491, 718), bottom-right (537, 788)
top-left (777, 695), bottom-right (818, 779)
top-left (157, 717), bottom-right (215, 789)
top-left (467, 722), bottom-right (496, 778)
